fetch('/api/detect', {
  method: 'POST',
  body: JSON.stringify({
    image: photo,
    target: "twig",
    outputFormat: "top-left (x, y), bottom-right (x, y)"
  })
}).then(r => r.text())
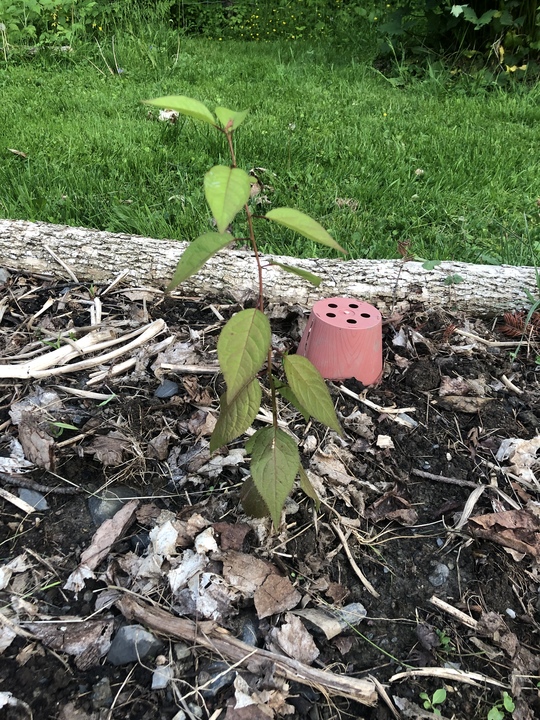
top-left (389, 666), bottom-right (506, 688)
top-left (0, 472), bottom-right (81, 495)
top-left (428, 595), bottom-right (478, 630)
top-left (0, 485), bottom-right (36, 513)
top-left (42, 244), bottom-right (79, 283)
top-left (160, 363), bottom-right (220, 374)
top-left (331, 520), bottom-right (380, 598)
top-left (500, 374), bottom-right (523, 395)
top-left (411, 468), bottom-right (479, 489)
top-left (116, 593), bottom-right (377, 706)
top-left (454, 329), bottom-right (520, 347)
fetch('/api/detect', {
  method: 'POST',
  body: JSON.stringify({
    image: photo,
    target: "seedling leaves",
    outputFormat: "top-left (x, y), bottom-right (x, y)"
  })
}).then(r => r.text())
top-left (210, 378), bottom-right (261, 452)
top-left (166, 232), bottom-right (233, 291)
top-left (266, 208), bottom-right (346, 254)
top-left (143, 95), bottom-right (216, 126)
top-left (215, 106), bottom-right (249, 131)
top-left (299, 465), bottom-right (321, 510)
top-left (283, 354), bottom-right (342, 435)
top-left (247, 427), bottom-right (300, 528)
top-left (218, 309), bottom-right (271, 402)
top-left (422, 259), bottom-right (441, 270)
top-left (240, 476), bottom-right (270, 518)
top-left (275, 382), bottom-right (310, 422)
top-left (204, 165), bottom-right (251, 234)
top-left (270, 261), bottom-right (322, 287)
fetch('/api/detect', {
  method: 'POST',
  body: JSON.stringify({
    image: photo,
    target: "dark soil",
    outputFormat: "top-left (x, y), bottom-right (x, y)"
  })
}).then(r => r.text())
top-left (1, 273), bottom-right (540, 720)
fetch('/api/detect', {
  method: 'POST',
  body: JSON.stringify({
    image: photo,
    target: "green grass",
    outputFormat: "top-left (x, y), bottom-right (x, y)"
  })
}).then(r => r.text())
top-left (1, 30), bottom-right (540, 265)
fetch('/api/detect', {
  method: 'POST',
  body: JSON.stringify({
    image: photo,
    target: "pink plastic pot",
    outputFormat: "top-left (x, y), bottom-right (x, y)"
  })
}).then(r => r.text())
top-left (297, 297), bottom-right (382, 385)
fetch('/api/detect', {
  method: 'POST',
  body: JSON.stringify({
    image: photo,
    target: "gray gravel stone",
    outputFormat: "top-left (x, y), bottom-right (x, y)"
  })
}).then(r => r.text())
top-left (107, 625), bottom-right (163, 666)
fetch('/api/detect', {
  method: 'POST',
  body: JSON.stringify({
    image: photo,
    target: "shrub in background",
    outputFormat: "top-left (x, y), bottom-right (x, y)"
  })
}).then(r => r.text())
top-left (378, 1), bottom-right (539, 74)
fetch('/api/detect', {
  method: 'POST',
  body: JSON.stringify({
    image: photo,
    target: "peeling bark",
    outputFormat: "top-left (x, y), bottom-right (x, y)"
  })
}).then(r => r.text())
top-left (1, 218), bottom-right (537, 316)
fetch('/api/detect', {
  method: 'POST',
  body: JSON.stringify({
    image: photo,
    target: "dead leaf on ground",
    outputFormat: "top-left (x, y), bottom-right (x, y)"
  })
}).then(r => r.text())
top-left (17, 413), bottom-right (55, 470)
top-left (437, 396), bottom-right (494, 414)
top-left (221, 551), bottom-right (277, 597)
top-left (292, 603), bottom-right (367, 640)
top-left (213, 522), bottom-right (252, 551)
top-left (365, 487), bottom-right (418, 526)
top-left (268, 613), bottom-right (319, 664)
top-left (254, 574), bottom-right (302, 620)
top-left (496, 436), bottom-right (540, 486)
top-left (182, 376), bottom-right (214, 405)
top-left (64, 500), bottom-right (139, 592)
top-left (85, 431), bottom-right (132, 466)
top-left (468, 508), bottom-right (540, 558)
top-left (439, 375), bottom-right (488, 397)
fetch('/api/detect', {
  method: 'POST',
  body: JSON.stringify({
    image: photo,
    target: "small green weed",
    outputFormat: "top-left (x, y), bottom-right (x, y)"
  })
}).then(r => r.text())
top-left (419, 687), bottom-right (447, 715)
top-left (144, 94), bottom-right (344, 526)
top-left (487, 691), bottom-right (515, 720)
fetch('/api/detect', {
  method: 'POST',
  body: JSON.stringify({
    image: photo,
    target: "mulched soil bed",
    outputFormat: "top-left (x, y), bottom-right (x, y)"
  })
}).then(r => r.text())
top-left (1, 269), bottom-right (540, 720)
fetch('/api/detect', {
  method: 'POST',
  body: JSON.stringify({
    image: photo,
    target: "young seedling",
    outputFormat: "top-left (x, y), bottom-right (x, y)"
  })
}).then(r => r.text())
top-left (419, 688), bottom-right (447, 715)
top-left (487, 691), bottom-right (515, 720)
top-left (144, 95), bottom-right (346, 527)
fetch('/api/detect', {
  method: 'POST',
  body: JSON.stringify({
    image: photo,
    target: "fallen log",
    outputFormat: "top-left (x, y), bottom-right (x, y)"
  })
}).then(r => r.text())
top-left (1, 218), bottom-right (537, 316)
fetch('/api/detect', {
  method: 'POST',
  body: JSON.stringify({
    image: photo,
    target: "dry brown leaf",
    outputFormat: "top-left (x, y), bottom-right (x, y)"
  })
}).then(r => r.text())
top-left (469, 508), bottom-right (540, 558)
top-left (365, 487), bottom-right (418, 526)
top-left (254, 574), bottom-right (302, 620)
top-left (8, 148), bottom-right (28, 158)
top-left (182, 376), bottom-right (214, 405)
top-left (437, 396), bottom-right (493, 413)
top-left (213, 522), bottom-right (252, 551)
top-left (439, 375), bottom-right (488, 397)
top-left (85, 431), bottom-right (131, 466)
top-left (268, 613), bottom-right (319, 664)
top-left (17, 413), bottom-right (55, 470)
top-left (222, 551), bottom-right (276, 597)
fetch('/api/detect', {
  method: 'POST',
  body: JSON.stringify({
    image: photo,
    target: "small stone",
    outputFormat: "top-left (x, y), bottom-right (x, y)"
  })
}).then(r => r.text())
top-left (19, 489), bottom-right (48, 510)
top-left (154, 380), bottom-right (179, 399)
top-left (87, 485), bottom-right (137, 527)
top-left (428, 563), bottom-right (450, 587)
top-left (107, 625), bottom-right (163, 666)
top-left (151, 663), bottom-right (174, 689)
top-left (0, 268), bottom-right (10, 285)
top-left (198, 660), bottom-right (235, 698)
top-left (92, 676), bottom-right (112, 709)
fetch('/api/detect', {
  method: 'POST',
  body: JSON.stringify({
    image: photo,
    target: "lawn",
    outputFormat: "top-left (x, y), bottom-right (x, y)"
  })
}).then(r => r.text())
top-left (1, 29), bottom-right (539, 265)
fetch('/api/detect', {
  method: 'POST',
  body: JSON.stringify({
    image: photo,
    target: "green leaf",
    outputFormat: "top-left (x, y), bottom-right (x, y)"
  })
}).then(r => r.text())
top-left (240, 476), bottom-right (270, 518)
top-left (204, 165), bottom-right (251, 234)
top-left (275, 382), bottom-right (310, 422)
top-left (143, 95), bottom-right (216, 126)
top-left (265, 208), bottom-right (346, 254)
top-left (444, 274), bottom-right (464, 285)
top-left (218, 309), bottom-right (271, 402)
top-left (247, 427), bottom-right (300, 528)
top-left (270, 261), bottom-right (322, 287)
top-left (298, 465), bottom-right (320, 510)
top-left (502, 693), bottom-right (515, 712)
top-left (487, 708), bottom-right (504, 720)
top-left (283, 354), bottom-right (342, 435)
top-left (210, 378), bottom-right (261, 452)
top-left (432, 689), bottom-right (446, 705)
top-left (166, 232), bottom-right (233, 291)
top-left (422, 259), bottom-right (441, 270)
top-left (215, 106), bottom-right (249, 131)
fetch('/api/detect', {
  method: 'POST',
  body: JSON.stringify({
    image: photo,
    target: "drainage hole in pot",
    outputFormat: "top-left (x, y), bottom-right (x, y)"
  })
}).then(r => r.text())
top-left (360, 313), bottom-right (371, 318)
top-left (346, 319), bottom-right (357, 324)
top-left (326, 313), bottom-right (336, 318)
top-left (349, 303), bottom-right (359, 308)
top-left (327, 303), bottom-right (338, 308)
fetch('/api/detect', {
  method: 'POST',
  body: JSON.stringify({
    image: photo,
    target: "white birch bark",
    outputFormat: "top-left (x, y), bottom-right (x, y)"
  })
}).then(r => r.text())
top-left (1, 219), bottom-right (536, 316)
